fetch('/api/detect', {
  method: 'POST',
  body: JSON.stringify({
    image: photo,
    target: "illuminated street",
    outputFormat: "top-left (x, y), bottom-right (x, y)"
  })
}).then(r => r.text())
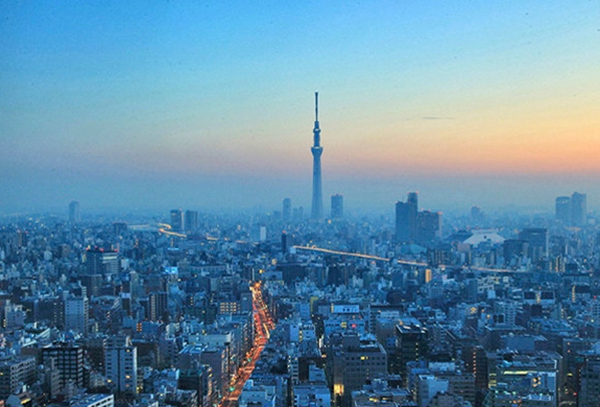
top-left (219, 282), bottom-right (274, 407)
top-left (293, 245), bottom-right (528, 273)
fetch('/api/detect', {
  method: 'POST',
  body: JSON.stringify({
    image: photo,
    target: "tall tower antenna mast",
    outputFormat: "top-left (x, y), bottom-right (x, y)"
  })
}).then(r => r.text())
top-left (311, 92), bottom-right (324, 220)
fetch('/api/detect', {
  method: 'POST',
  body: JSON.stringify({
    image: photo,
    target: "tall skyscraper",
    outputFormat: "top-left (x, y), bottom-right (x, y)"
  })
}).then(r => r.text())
top-left (69, 200), bottom-right (80, 224)
top-left (311, 92), bottom-right (324, 220)
top-left (331, 194), bottom-right (343, 219)
top-left (416, 210), bottom-right (442, 244)
top-left (571, 191), bottom-right (587, 227)
top-left (407, 192), bottom-right (419, 240)
top-left (283, 198), bottom-right (292, 222)
top-left (396, 202), bottom-right (410, 242)
top-left (185, 210), bottom-right (199, 234)
top-left (170, 209), bottom-right (184, 233)
top-left (395, 192), bottom-right (418, 242)
top-left (555, 196), bottom-right (571, 223)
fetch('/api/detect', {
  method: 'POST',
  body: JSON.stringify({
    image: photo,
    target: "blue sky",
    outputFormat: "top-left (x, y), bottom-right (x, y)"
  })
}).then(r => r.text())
top-left (1, 1), bottom-right (600, 215)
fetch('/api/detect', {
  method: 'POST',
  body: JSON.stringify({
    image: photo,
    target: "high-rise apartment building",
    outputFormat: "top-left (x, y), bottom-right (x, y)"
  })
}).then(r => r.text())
top-left (395, 323), bottom-right (429, 383)
top-left (331, 334), bottom-right (388, 407)
top-left (64, 296), bottom-right (89, 334)
top-left (0, 357), bottom-right (37, 399)
top-left (42, 344), bottom-right (85, 390)
top-left (331, 194), bottom-right (343, 219)
top-left (105, 336), bottom-right (138, 395)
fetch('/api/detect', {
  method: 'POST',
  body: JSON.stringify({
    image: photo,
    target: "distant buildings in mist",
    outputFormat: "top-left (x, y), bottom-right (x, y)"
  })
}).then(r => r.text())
top-left (331, 194), bottom-right (343, 220)
top-left (64, 95), bottom-right (590, 229)
top-left (395, 192), bottom-right (442, 245)
top-left (69, 200), bottom-right (80, 224)
top-left (556, 192), bottom-right (587, 227)
top-left (169, 209), bottom-right (199, 234)
top-left (280, 195), bottom-right (343, 223)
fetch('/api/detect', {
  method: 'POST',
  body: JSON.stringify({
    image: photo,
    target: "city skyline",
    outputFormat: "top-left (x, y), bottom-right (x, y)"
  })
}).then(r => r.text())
top-left (1, 2), bottom-right (600, 214)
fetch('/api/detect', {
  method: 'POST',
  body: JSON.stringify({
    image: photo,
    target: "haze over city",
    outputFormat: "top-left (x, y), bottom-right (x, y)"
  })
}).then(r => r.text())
top-left (6, 3), bottom-right (600, 407)
top-left (2, 2), bottom-right (600, 214)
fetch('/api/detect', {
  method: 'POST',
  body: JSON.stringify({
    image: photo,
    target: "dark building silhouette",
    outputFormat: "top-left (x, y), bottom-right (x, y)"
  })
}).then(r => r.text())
top-left (331, 194), bottom-right (343, 219)
top-left (148, 292), bottom-right (168, 321)
top-left (80, 274), bottom-right (102, 298)
top-left (0, 357), bottom-right (37, 399)
top-left (555, 192), bottom-right (587, 227)
top-left (311, 92), bottom-right (324, 220)
top-left (578, 353), bottom-right (600, 406)
top-left (282, 198), bottom-right (292, 222)
top-left (416, 210), bottom-right (442, 244)
top-left (113, 221), bottom-right (128, 236)
top-left (395, 192), bottom-right (418, 242)
top-left (503, 239), bottom-right (528, 265)
top-left (393, 325), bottom-right (428, 383)
top-left (179, 367), bottom-right (216, 407)
top-left (281, 232), bottom-right (294, 254)
top-left (85, 248), bottom-right (119, 276)
top-left (185, 210), bottom-right (199, 234)
top-left (171, 209), bottom-right (184, 233)
top-left (471, 205), bottom-right (485, 225)
top-left (571, 191), bottom-right (587, 227)
top-left (555, 196), bottom-right (571, 224)
top-left (407, 192), bottom-right (418, 239)
top-left (41, 344), bottom-right (85, 389)
top-left (68, 201), bottom-right (80, 224)
top-left (331, 334), bottom-right (387, 407)
top-left (395, 202), bottom-right (411, 242)
top-left (394, 323), bottom-right (429, 385)
top-left (519, 228), bottom-right (548, 263)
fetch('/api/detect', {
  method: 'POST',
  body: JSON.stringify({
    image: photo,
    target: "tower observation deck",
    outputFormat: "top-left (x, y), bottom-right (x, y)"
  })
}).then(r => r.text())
top-left (311, 92), bottom-right (324, 220)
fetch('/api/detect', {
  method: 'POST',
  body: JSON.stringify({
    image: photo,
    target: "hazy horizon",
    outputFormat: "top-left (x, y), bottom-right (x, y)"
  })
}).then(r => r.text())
top-left (2, 2), bottom-right (599, 216)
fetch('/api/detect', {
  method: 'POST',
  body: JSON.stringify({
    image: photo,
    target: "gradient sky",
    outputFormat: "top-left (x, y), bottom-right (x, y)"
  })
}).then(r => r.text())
top-left (1, 1), bottom-right (600, 215)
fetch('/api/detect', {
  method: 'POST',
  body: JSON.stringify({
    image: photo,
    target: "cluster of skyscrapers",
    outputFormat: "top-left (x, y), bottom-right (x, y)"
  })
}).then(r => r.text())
top-left (395, 192), bottom-right (442, 245)
top-left (170, 209), bottom-right (199, 234)
top-left (555, 192), bottom-right (587, 227)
